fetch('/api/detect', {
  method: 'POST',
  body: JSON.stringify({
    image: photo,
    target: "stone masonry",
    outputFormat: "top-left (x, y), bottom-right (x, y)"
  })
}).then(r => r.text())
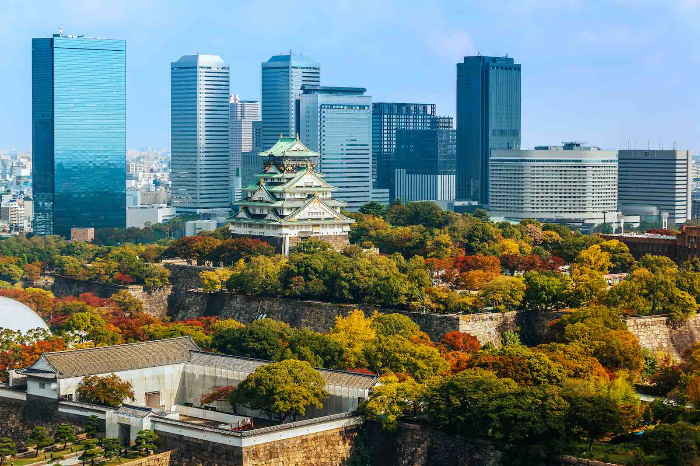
top-left (43, 264), bottom-right (700, 359)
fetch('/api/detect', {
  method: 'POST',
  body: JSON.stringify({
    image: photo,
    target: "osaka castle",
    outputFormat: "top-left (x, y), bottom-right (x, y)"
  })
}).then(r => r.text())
top-left (229, 136), bottom-right (355, 255)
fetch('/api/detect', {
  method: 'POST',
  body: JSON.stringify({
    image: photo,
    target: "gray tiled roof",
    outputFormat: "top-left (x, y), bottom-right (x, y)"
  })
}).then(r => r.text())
top-left (188, 351), bottom-right (378, 390)
top-left (38, 337), bottom-right (199, 379)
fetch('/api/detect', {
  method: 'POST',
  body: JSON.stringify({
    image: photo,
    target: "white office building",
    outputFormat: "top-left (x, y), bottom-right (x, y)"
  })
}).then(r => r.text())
top-left (171, 54), bottom-right (230, 214)
top-left (300, 86), bottom-right (372, 211)
top-left (229, 96), bottom-right (260, 202)
top-left (489, 143), bottom-right (620, 229)
top-left (126, 204), bottom-right (177, 228)
top-left (618, 149), bottom-right (692, 226)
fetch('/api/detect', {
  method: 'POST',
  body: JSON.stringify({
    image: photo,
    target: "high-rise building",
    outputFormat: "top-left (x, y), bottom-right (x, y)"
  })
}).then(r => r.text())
top-left (489, 143), bottom-right (619, 230)
top-left (300, 86), bottom-right (372, 211)
top-left (241, 121), bottom-right (264, 192)
top-left (261, 52), bottom-right (320, 150)
top-left (618, 149), bottom-right (692, 225)
top-left (171, 54), bottom-right (230, 214)
top-left (229, 95), bottom-right (260, 201)
top-left (371, 103), bottom-right (436, 199)
top-left (32, 34), bottom-right (126, 237)
top-left (394, 117), bottom-right (456, 202)
top-left (456, 55), bottom-right (521, 205)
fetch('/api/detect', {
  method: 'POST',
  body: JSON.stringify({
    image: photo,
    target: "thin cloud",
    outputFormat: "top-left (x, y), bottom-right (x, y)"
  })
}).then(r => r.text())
top-left (431, 30), bottom-right (475, 62)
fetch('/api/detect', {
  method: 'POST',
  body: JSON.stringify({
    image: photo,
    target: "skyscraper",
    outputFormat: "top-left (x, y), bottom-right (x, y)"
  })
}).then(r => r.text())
top-left (394, 117), bottom-right (456, 202)
top-left (229, 95), bottom-right (260, 201)
top-left (171, 54), bottom-right (230, 214)
top-left (618, 149), bottom-right (692, 225)
top-left (261, 52), bottom-right (320, 150)
top-left (456, 55), bottom-right (521, 205)
top-left (32, 33), bottom-right (126, 237)
top-left (371, 103), bottom-right (436, 199)
top-left (241, 120), bottom-right (263, 192)
top-left (300, 86), bottom-right (372, 211)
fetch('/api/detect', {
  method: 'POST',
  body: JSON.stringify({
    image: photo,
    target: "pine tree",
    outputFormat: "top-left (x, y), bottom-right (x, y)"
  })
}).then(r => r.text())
top-left (28, 426), bottom-right (53, 457)
top-left (53, 424), bottom-right (76, 450)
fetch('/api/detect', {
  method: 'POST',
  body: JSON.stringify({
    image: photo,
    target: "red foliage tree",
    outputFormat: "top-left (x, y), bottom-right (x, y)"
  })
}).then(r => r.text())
top-left (200, 385), bottom-right (236, 405)
top-left (441, 331), bottom-right (481, 354)
top-left (114, 273), bottom-right (135, 284)
top-left (453, 255), bottom-right (501, 274)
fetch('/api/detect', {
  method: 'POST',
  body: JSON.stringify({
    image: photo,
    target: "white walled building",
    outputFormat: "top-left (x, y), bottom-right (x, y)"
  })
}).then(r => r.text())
top-left (126, 204), bottom-right (177, 228)
top-left (489, 144), bottom-right (620, 229)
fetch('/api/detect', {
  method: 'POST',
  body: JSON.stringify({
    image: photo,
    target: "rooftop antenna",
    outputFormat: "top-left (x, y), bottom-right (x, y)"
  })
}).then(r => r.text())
top-left (59, 24), bottom-right (62, 36)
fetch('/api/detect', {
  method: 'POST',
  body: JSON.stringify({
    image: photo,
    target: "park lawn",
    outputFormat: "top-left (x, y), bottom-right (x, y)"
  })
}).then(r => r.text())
top-left (571, 442), bottom-right (666, 465)
top-left (10, 448), bottom-right (75, 466)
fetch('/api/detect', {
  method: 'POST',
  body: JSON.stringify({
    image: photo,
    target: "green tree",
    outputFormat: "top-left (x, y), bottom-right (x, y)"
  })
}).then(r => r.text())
top-left (642, 422), bottom-right (700, 466)
top-left (101, 438), bottom-right (121, 463)
top-left (370, 313), bottom-right (421, 339)
top-left (226, 256), bottom-right (286, 296)
top-left (78, 447), bottom-right (99, 466)
top-left (84, 415), bottom-right (100, 439)
top-left (53, 424), bottom-right (76, 450)
top-left (0, 438), bottom-right (16, 466)
top-left (133, 430), bottom-right (158, 455)
top-left (523, 271), bottom-right (571, 312)
top-left (76, 374), bottom-right (135, 408)
top-left (211, 319), bottom-right (288, 361)
top-left (110, 290), bottom-right (144, 314)
top-left (229, 360), bottom-right (328, 423)
top-left (363, 335), bottom-right (449, 382)
top-left (360, 374), bottom-right (423, 432)
top-left (358, 201), bottom-right (386, 217)
top-left (28, 426), bottom-right (53, 457)
top-left (200, 269), bottom-right (234, 293)
top-left (478, 275), bottom-right (526, 312)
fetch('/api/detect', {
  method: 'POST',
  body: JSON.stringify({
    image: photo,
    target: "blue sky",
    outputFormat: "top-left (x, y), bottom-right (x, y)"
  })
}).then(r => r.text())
top-left (1, 0), bottom-right (699, 152)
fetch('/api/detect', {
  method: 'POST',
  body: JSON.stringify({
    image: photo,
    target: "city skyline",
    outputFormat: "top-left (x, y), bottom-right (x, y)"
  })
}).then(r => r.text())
top-left (1, 1), bottom-right (699, 152)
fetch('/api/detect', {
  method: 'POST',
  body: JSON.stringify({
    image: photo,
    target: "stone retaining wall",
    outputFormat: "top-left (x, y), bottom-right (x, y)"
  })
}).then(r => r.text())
top-left (123, 450), bottom-right (175, 466)
top-left (366, 422), bottom-right (503, 466)
top-left (46, 264), bottom-right (700, 358)
top-left (625, 314), bottom-right (700, 360)
top-left (0, 395), bottom-right (86, 448)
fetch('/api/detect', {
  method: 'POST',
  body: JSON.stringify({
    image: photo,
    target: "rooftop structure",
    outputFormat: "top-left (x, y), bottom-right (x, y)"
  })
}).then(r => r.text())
top-left (600, 225), bottom-right (700, 263)
top-left (229, 136), bottom-right (354, 254)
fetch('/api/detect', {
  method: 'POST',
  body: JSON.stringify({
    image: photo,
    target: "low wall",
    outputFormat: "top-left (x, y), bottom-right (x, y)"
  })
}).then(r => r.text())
top-left (123, 450), bottom-right (175, 466)
top-left (156, 413), bottom-right (361, 466)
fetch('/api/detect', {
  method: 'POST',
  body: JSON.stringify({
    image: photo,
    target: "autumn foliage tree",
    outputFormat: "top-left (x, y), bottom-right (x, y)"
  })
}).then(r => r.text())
top-left (76, 374), bottom-right (135, 407)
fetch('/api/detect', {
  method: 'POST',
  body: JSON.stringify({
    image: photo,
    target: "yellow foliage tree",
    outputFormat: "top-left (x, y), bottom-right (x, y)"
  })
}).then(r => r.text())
top-left (200, 269), bottom-right (234, 293)
top-left (329, 309), bottom-right (377, 369)
top-left (576, 245), bottom-right (612, 274)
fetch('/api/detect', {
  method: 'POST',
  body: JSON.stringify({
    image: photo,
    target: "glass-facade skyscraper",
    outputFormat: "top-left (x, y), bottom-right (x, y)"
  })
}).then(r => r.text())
top-left (261, 53), bottom-right (320, 150)
top-left (456, 55), bottom-right (521, 205)
top-left (32, 34), bottom-right (126, 237)
top-left (300, 86), bottom-right (372, 211)
top-left (371, 103), bottom-right (436, 200)
top-left (394, 117), bottom-right (456, 202)
top-left (171, 54), bottom-right (230, 214)
top-left (229, 95), bottom-right (260, 201)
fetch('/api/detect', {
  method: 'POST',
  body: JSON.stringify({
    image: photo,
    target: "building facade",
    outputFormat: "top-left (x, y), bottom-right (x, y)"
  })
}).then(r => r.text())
top-left (126, 204), bottom-right (177, 228)
top-left (456, 55), bottom-right (521, 205)
top-left (230, 136), bottom-right (354, 254)
top-left (489, 144), bottom-right (619, 229)
top-left (261, 53), bottom-right (320, 150)
top-left (618, 149), bottom-right (692, 226)
top-left (171, 54), bottom-right (230, 214)
top-left (394, 116), bottom-right (456, 202)
top-left (32, 34), bottom-right (126, 237)
top-left (371, 103), bottom-right (436, 199)
top-left (300, 86), bottom-right (372, 211)
top-left (240, 120), bottom-right (263, 192)
top-left (229, 95), bottom-right (260, 201)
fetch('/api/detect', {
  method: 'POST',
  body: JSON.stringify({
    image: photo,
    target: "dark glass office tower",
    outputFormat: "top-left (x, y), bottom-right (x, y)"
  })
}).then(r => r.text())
top-left (456, 55), bottom-right (521, 205)
top-left (32, 34), bottom-right (126, 237)
top-left (371, 103), bottom-right (436, 200)
top-left (394, 117), bottom-right (456, 202)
